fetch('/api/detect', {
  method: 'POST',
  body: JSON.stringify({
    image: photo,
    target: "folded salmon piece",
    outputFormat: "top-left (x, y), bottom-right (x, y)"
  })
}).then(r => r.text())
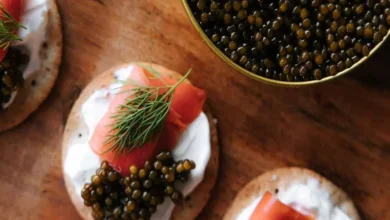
top-left (89, 65), bottom-right (206, 175)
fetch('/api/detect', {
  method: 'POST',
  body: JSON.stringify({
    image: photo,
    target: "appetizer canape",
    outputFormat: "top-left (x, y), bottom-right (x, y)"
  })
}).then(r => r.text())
top-left (62, 63), bottom-right (219, 220)
top-left (224, 167), bottom-right (361, 220)
top-left (0, 0), bottom-right (62, 132)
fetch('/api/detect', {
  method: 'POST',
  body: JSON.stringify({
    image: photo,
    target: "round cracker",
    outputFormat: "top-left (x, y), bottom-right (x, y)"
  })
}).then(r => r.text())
top-left (224, 167), bottom-right (361, 220)
top-left (0, 0), bottom-right (62, 132)
top-left (61, 63), bottom-right (219, 220)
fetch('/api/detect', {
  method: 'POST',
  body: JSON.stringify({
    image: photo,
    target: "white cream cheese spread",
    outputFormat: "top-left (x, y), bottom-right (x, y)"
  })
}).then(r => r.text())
top-left (3, 0), bottom-right (49, 108)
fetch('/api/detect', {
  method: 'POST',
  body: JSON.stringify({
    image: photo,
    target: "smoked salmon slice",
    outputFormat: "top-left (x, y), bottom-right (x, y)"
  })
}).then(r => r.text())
top-left (89, 65), bottom-right (206, 175)
top-left (250, 192), bottom-right (315, 220)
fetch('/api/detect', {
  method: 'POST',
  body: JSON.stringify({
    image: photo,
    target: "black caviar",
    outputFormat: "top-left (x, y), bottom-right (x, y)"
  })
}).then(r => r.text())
top-left (81, 152), bottom-right (196, 220)
top-left (188, 0), bottom-right (390, 82)
top-left (0, 47), bottom-right (29, 108)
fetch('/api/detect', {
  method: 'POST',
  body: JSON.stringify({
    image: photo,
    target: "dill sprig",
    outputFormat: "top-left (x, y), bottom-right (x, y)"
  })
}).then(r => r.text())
top-left (104, 67), bottom-right (192, 155)
top-left (0, 5), bottom-right (25, 49)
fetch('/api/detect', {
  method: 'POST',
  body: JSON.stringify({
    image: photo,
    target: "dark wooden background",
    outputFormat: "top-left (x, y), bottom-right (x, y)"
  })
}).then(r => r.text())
top-left (0, 0), bottom-right (389, 219)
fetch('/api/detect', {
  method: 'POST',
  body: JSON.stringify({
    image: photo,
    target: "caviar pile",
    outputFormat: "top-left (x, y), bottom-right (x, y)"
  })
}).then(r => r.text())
top-left (81, 152), bottom-right (196, 220)
top-left (0, 47), bottom-right (29, 107)
top-left (188, 0), bottom-right (390, 82)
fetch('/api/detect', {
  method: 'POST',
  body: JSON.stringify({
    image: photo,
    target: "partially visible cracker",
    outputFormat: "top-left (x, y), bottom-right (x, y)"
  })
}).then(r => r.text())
top-left (0, 0), bottom-right (62, 132)
top-left (62, 63), bottom-right (219, 220)
top-left (224, 167), bottom-right (361, 220)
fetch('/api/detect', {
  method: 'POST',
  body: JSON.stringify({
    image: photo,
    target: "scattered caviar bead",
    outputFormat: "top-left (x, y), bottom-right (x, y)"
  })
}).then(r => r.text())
top-left (345, 58), bottom-right (353, 68)
top-left (113, 207), bottom-right (122, 217)
top-left (132, 190), bottom-right (142, 200)
top-left (210, 2), bottom-right (218, 12)
top-left (149, 170), bottom-right (158, 180)
top-left (125, 187), bottom-right (132, 195)
top-left (301, 52), bottom-right (310, 62)
top-left (130, 181), bottom-right (140, 189)
top-left (356, 5), bottom-right (365, 15)
top-left (331, 53), bottom-right (340, 62)
top-left (98, 169), bottom-right (107, 181)
top-left (230, 51), bottom-right (239, 62)
top-left (176, 163), bottom-right (184, 173)
top-left (108, 172), bottom-right (117, 182)
top-left (279, 58), bottom-right (288, 67)
top-left (302, 19), bottom-right (311, 28)
top-left (327, 34), bottom-right (334, 44)
top-left (280, 2), bottom-right (288, 12)
top-left (81, 188), bottom-right (90, 200)
top-left (239, 55), bottom-right (248, 65)
top-left (183, 160), bottom-right (192, 171)
top-left (346, 23), bottom-right (355, 33)
top-left (91, 175), bottom-right (101, 186)
top-left (300, 8), bottom-right (309, 20)
top-left (165, 185), bottom-right (175, 196)
top-left (84, 200), bottom-right (93, 207)
top-left (352, 55), bottom-right (360, 63)
top-left (96, 186), bottom-right (104, 195)
top-left (200, 12), bottom-right (208, 23)
top-left (320, 5), bottom-right (329, 15)
top-left (305, 61), bottom-right (313, 70)
top-left (272, 20), bottom-right (280, 30)
top-left (105, 197), bottom-right (113, 206)
top-left (291, 67), bottom-right (299, 76)
top-left (362, 45), bottom-right (370, 56)
top-left (373, 32), bottom-right (382, 43)
top-left (221, 36), bottom-right (229, 45)
top-left (354, 43), bottom-right (362, 54)
top-left (379, 24), bottom-right (388, 35)
top-left (129, 166), bottom-right (138, 175)
top-left (329, 65), bottom-right (338, 75)
top-left (165, 173), bottom-right (175, 183)
top-left (364, 27), bottom-right (374, 38)
top-left (143, 180), bottom-right (152, 189)
top-left (330, 42), bottom-right (338, 53)
top-left (101, 161), bottom-right (109, 170)
top-left (313, 69), bottom-right (322, 80)
top-left (211, 34), bottom-right (219, 43)
top-left (297, 29), bottom-right (305, 39)
top-left (138, 169), bottom-right (147, 179)
top-left (233, 1), bottom-right (241, 11)
top-left (299, 66), bottom-right (308, 76)
top-left (247, 15), bottom-right (255, 24)
top-left (142, 192), bottom-right (151, 202)
top-left (252, 64), bottom-right (260, 73)
top-left (333, 10), bottom-right (341, 20)
top-left (315, 55), bottom-right (324, 65)
top-left (337, 61), bottom-right (346, 72)
top-left (237, 9), bottom-right (247, 20)
top-left (338, 40), bottom-right (346, 49)
top-left (126, 200), bottom-right (136, 212)
top-left (92, 203), bottom-right (101, 212)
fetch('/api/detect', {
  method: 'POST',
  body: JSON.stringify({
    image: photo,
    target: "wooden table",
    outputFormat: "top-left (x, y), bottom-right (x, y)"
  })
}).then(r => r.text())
top-left (0, 0), bottom-right (389, 219)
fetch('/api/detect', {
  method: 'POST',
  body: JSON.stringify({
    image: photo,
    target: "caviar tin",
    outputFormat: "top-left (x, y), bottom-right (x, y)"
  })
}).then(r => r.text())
top-left (181, 0), bottom-right (390, 87)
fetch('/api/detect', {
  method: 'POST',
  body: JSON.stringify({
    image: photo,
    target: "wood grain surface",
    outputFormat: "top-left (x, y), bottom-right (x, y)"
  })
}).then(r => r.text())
top-left (0, 0), bottom-right (389, 219)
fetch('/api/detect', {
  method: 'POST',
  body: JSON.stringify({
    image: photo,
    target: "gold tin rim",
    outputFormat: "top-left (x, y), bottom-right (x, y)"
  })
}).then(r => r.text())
top-left (181, 0), bottom-right (390, 88)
